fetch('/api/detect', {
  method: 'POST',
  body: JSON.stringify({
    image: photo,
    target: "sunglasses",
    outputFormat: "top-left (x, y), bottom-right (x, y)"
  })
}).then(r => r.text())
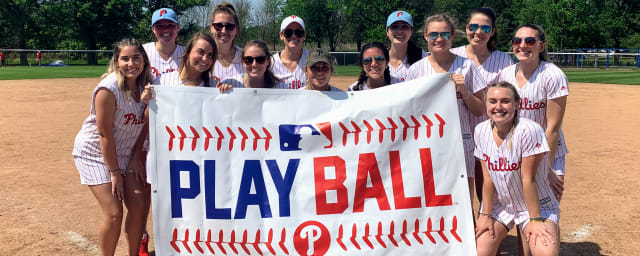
top-left (283, 29), bottom-right (305, 38)
top-left (511, 37), bottom-right (541, 47)
top-left (310, 65), bottom-right (330, 73)
top-left (427, 32), bottom-right (451, 41)
top-left (467, 23), bottom-right (492, 33)
top-left (362, 55), bottom-right (386, 66)
top-left (389, 24), bottom-right (411, 31)
top-left (154, 23), bottom-right (177, 30)
top-left (211, 22), bottom-right (236, 31)
top-left (242, 56), bottom-right (267, 65)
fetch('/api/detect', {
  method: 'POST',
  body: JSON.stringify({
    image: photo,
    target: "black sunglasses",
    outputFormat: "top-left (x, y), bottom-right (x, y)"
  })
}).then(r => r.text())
top-left (283, 29), bottom-right (305, 38)
top-left (211, 22), bottom-right (236, 31)
top-left (512, 37), bottom-right (541, 47)
top-left (467, 23), bottom-right (492, 33)
top-left (362, 55), bottom-right (386, 65)
top-left (242, 56), bottom-right (267, 65)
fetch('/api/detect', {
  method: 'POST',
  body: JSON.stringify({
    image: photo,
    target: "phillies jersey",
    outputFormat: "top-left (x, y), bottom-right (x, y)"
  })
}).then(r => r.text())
top-left (143, 42), bottom-right (185, 79)
top-left (212, 45), bottom-right (245, 82)
top-left (388, 49), bottom-right (428, 84)
top-left (221, 73), bottom-right (288, 89)
top-left (270, 49), bottom-right (309, 89)
top-left (493, 61), bottom-right (569, 158)
top-left (474, 117), bottom-right (559, 213)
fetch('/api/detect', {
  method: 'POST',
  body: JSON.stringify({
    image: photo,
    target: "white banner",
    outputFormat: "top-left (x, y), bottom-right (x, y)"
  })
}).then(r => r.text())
top-left (149, 73), bottom-right (476, 256)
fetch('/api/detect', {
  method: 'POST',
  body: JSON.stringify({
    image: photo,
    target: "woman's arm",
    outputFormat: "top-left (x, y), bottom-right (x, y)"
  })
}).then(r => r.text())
top-left (545, 96), bottom-right (567, 199)
top-left (521, 153), bottom-right (555, 245)
top-left (95, 89), bottom-right (124, 200)
top-left (452, 73), bottom-right (484, 116)
top-left (476, 159), bottom-right (497, 238)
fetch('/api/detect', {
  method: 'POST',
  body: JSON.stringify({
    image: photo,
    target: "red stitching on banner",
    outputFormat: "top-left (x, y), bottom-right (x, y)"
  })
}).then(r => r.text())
top-left (229, 230), bottom-right (239, 254)
top-left (252, 229), bottom-right (263, 256)
top-left (202, 127), bottom-right (213, 151)
top-left (214, 126), bottom-right (225, 151)
top-left (350, 223), bottom-right (361, 250)
top-left (363, 223), bottom-right (374, 249)
top-left (437, 217), bottom-right (449, 243)
top-left (177, 125), bottom-right (187, 151)
top-left (238, 128), bottom-right (249, 151)
top-left (413, 219), bottom-right (424, 245)
top-left (205, 230), bottom-right (215, 254)
top-left (388, 221), bottom-right (399, 247)
top-left (425, 218), bottom-right (436, 244)
top-left (266, 229), bottom-right (276, 255)
top-left (182, 229), bottom-right (193, 253)
top-left (362, 120), bottom-right (374, 144)
top-left (194, 229), bottom-right (204, 254)
top-left (339, 121), bottom-right (361, 146)
top-left (422, 115), bottom-right (433, 138)
top-left (165, 126), bottom-right (175, 151)
top-left (435, 114), bottom-right (446, 138)
top-left (375, 222), bottom-right (387, 248)
top-left (190, 126), bottom-right (200, 151)
top-left (400, 115), bottom-right (421, 141)
top-left (400, 220), bottom-right (411, 246)
top-left (250, 127), bottom-right (272, 151)
top-left (240, 230), bottom-right (251, 254)
top-left (337, 225), bottom-right (347, 251)
top-left (227, 127), bottom-right (236, 151)
top-left (217, 230), bottom-right (227, 254)
top-left (279, 228), bottom-right (289, 254)
top-left (451, 216), bottom-right (462, 242)
top-left (170, 228), bottom-right (180, 252)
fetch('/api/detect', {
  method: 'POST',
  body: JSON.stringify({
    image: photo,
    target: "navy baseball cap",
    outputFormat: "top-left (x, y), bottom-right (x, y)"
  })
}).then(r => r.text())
top-left (386, 10), bottom-right (413, 28)
top-left (152, 8), bottom-right (179, 26)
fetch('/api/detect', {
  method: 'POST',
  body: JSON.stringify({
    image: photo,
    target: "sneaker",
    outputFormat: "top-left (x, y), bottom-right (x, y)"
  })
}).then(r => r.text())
top-left (139, 233), bottom-right (149, 256)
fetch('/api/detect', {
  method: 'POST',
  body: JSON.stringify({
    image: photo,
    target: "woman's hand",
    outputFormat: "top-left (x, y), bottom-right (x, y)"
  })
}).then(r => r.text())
top-left (475, 215), bottom-right (495, 239)
top-left (127, 154), bottom-right (147, 185)
top-left (451, 74), bottom-right (471, 99)
top-left (111, 171), bottom-right (124, 200)
top-left (526, 221), bottom-right (556, 247)
top-left (141, 85), bottom-right (154, 104)
top-left (217, 83), bottom-right (233, 93)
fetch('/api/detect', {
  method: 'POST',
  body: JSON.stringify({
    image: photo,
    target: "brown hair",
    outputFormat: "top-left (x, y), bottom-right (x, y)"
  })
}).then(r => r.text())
top-left (178, 32), bottom-right (218, 87)
top-left (469, 7), bottom-right (498, 52)
top-left (209, 2), bottom-right (241, 41)
top-left (105, 38), bottom-right (154, 93)
top-left (515, 24), bottom-right (549, 61)
top-left (242, 40), bottom-right (281, 88)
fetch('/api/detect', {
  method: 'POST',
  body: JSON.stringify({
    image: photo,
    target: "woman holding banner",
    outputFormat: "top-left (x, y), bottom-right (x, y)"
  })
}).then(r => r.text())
top-left (221, 40), bottom-right (285, 88)
top-left (143, 8), bottom-right (185, 81)
top-left (474, 81), bottom-right (560, 256)
top-left (385, 10), bottom-right (428, 84)
top-left (271, 15), bottom-right (309, 89)
top-left (350, 42), bottom-right (391, 91)
top-left (209, 2), bottom-right (245, 82)
top-left (72, 38), bottom-right (153, 256)
top-left (406, 14), bottom-right (485, 206)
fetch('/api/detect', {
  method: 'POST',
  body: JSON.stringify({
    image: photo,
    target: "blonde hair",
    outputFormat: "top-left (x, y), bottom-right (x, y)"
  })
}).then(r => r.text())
top-left (486, 81), bottom-right (520, 151)
top-left (104, 38), bottom-right (154, 94)
top-left (423, 14), bottom-right (457, 35)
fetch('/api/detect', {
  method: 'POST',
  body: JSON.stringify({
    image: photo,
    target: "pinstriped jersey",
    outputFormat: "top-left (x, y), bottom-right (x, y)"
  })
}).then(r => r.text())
top-left (406, 55), bottom-right (487, 152)
top-left (143, 42), bottom-right (185, 80)
top-left (270, 49), bottom-right (309, 89)
top-left (212, 45), bottom-right (245, 82)
top-left (388, 49), bottom-right (428, 84)
top-left (474, 118), bottom-right (559, 212)
top-left (72, 73), bottom-right (146, 167)
top-left (493, 61), bottom-right (569, 158)
top-left (221, 73), bottom-right (288, 89)
top-left (153, 71), bottom-right (218, 87)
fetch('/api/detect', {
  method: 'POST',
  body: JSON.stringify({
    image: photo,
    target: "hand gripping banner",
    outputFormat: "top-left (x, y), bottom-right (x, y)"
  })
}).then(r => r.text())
top-left (149, 73), bottom-right (476, 255)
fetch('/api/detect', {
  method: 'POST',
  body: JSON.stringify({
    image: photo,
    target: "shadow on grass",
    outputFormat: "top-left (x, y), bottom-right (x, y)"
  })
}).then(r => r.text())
top-left (499, 235), bottom-right (603, 256)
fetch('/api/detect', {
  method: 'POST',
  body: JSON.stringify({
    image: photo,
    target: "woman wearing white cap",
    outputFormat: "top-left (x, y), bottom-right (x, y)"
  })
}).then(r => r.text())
top-left (143, 8), bottom-right (185, 80)
top-left (209, 2), bottom-right (245, 82)
top-left (386, 10), bottom-right (428, 84)
top-left (271, 15), bottom-right (309, 89)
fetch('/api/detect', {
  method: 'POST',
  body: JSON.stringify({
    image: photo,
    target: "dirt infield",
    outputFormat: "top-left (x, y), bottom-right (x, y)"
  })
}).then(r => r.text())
top-left (0, 77), bottom-right (638, 255)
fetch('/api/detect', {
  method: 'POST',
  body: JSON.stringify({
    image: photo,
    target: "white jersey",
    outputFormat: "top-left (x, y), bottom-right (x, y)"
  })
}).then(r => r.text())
top-left (212, 45), bottom-right (245, 82)
top-left (153, 71), bottom-right (218, 87)
top-left (270, 49), bottom-right (309, 89)
top-left (451, 46), bottom-right (514, 146)
top-left (389, 49), bottom-right (428, 84)
top-left (300, 85), bottom-right (345, 91)
top-left (143, 42), bottom-right (185, 80)
top-left (349, 80), bottom-right (369, 91)
top-left (474, 117), bottom-right (559, 214)
top-left (72, 73), bottom-right (146, 167)
top-left (493, 61), bottom-right (569, 158)
top-left (221, 73), bottom-right (288, 89)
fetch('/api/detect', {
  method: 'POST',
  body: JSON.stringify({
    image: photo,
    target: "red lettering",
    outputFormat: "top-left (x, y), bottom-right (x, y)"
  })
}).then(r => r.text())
top-left (389, 151), bottom-right (421, 209)
top-left (420, 148), bottom-right (452, 207)
top-left (123, 113), bottom-right (144, 125)
top-left (353, 153), bottom-right (391, 212)
top-left (314, 156), bottom-right (348, 215)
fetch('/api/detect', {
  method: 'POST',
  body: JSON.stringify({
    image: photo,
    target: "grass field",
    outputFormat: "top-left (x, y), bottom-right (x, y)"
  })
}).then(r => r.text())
top-left (1, 65), bottom-right (638, 84)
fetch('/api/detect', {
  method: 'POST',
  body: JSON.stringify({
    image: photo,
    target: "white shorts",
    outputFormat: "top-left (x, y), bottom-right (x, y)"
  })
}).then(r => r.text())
top-left (485, 205), bottom-right (560, 231)
top-left (74, 156), bottom-right (128, 185)
top-left (552, 156), bottom-right (565, 176)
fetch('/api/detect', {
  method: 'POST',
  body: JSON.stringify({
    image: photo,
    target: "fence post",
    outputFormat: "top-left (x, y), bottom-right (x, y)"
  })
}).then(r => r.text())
top-left (606, 49), bottom-right (610, 68)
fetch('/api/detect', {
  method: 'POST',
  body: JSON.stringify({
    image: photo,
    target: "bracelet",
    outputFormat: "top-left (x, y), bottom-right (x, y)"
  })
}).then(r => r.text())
top-left (109, 168), bottom-right (123, 173)
top-left (530, 217), bottom-right (547, 222)
top-left (478, 212), bottom-right (491, 217)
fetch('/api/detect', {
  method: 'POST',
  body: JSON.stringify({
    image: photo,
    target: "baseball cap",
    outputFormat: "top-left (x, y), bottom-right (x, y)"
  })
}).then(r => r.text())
top-left (152, 8), bottom-right (179, 26)
top-left (280, 15), bottom-right (305, 32)
top-left (306, 48), bottom-right (333, 69)
top-left (386, 10), bottom-right (413, 28)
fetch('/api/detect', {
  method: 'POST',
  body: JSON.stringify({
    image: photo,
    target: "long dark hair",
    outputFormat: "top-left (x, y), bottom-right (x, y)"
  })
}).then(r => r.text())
top-left (355, 42), bottom-right (391, 91)
top-left (469, 7), bottom-right (498, 52)
top-left (178, 32), bottom-right (217, 87)
top-left (515, 24), bottom-right (549, 62)
top-left (242, 40), bottom-right (281, 88)
top-left (407, 40), bottom-right (423, 65)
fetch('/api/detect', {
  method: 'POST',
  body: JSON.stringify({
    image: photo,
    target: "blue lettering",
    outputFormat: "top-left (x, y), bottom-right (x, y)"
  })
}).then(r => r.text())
top-left (234, 160), bottom-right (272, 219)
top-left (204, 160), bottom-right (232, 219)
top-left (170, 160), bottom-right (200, 218)
top-left (266, 159), bottom-right (299, 217)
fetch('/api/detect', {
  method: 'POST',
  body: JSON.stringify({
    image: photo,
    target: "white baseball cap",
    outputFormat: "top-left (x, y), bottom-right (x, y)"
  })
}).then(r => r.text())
top-left (280, 15), bottom-right (305, 32)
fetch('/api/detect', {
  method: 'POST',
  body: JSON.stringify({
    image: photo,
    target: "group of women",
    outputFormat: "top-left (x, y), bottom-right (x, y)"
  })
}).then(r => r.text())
top-left (72, 3), bottom-right (569, 256)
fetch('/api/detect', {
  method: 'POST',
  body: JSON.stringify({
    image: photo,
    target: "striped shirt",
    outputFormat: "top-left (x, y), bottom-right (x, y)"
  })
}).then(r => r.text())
top-left (300, 85), bottom-right (345, 91)
top-left (221, 73), bottom-right (288, 89)
top-left (406, 55), bottom-right (487, 153)
top-left (493, 61), bottom-right (569, 158)
top-left (153, 71), bottom-right (217, 87)
top-left (212, 45), bottom-right (245, 82)
top-left (72, 73), bottom-right (146, 168)
top-left (474, 117), bottom-right (559, 213)
top-left (143, 42), bottom-right (185, 80)
top-left (389, 49), bottom-right (428, 84)
top-left (270, 49), bottom-right (309, 89)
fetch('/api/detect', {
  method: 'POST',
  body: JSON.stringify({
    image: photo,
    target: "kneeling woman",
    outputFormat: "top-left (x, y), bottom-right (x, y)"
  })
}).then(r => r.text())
top-left (302, 48), bottom-right (342, 91)
top-left (72, 38), bottom-right (154, 256)
top-left (474, 82), bottom-right (560, 256)
top-left (221, 40), bottom-right (285, 88)
top-left (350, 42), bottom-right (391, 91)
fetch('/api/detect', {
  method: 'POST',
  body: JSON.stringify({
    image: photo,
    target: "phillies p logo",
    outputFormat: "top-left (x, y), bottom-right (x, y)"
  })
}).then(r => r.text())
top-left (294, 221), bottom-right (330, 256)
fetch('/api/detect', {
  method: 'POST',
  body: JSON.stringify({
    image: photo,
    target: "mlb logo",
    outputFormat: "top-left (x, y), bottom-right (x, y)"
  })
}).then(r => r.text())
top-left (279, 123), bottom-right (332, 151)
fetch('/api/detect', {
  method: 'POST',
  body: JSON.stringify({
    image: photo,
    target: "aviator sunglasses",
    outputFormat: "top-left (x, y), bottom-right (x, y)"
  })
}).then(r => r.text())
top-left (242, 56), bottom-right (268, 65)
top-left (427, 31), bottom-right (451, 41)
top-left (467, 23), bottom-right (492, 33)
top-left (511, 37), bottom-right (541, 47)
top-left (211, 22), bottom-right (236, 31)
top-left (362, 55), bottom-right (386, 65)
top-left (283, 29), bottom-right (305, 38)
